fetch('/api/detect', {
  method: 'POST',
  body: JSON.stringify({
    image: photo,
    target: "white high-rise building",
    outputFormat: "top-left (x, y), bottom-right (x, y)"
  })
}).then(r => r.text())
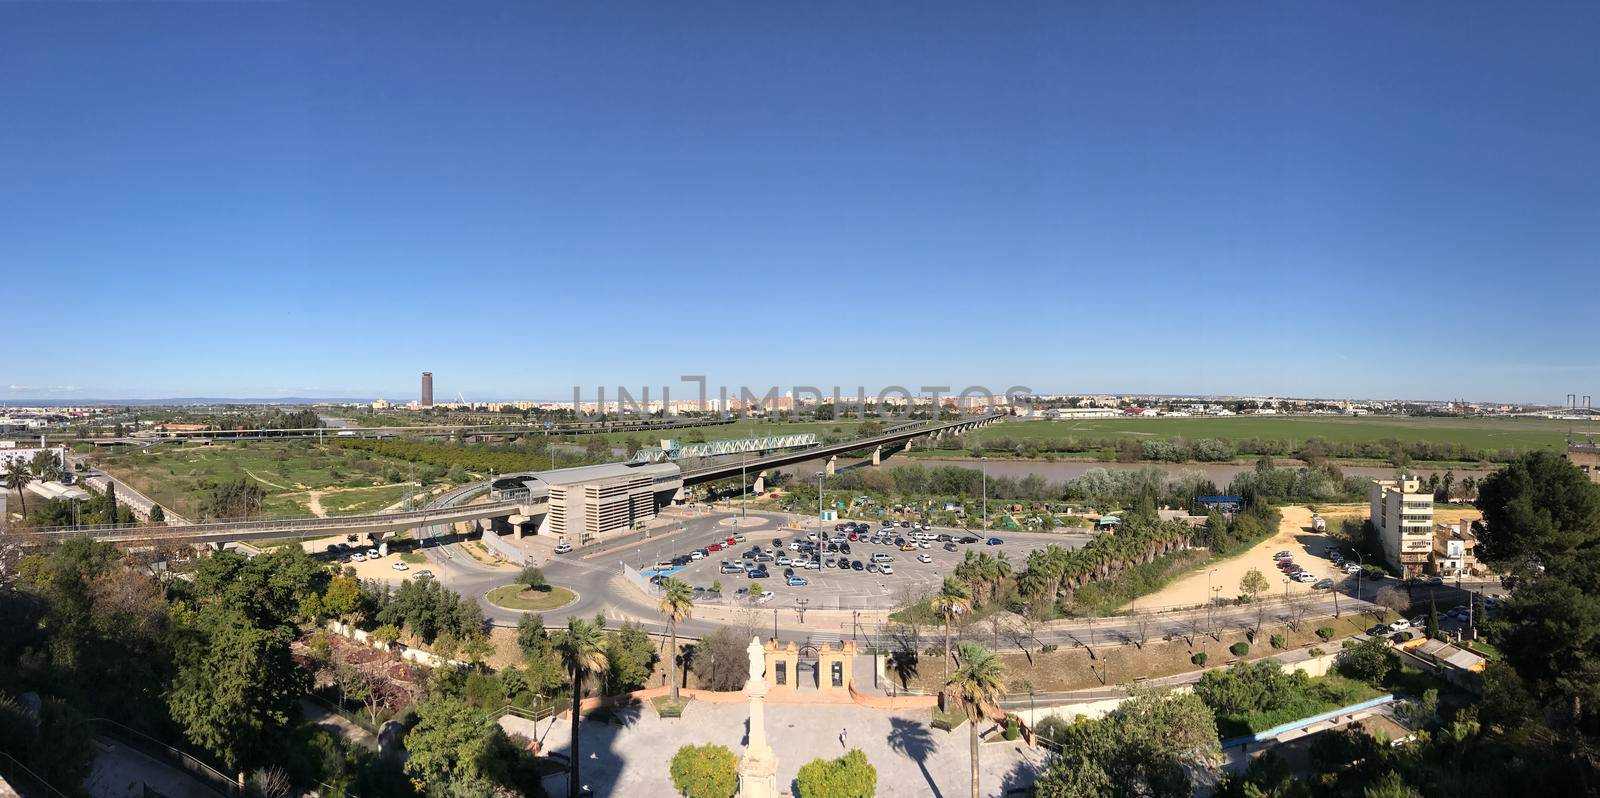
top-left (1369, 475), bottom-right (1434, 577)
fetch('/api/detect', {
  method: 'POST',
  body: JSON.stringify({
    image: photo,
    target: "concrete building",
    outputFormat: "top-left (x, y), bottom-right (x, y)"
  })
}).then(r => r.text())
top-left (1568, 441), bottom-right (1600, 484)
top-left (490, 461), bottom-right (683, 544)
top-left (0, 444), bottom-right (66, 477)
top-left (1430, 521), bottom-right (1479, 577)
top-left (420, 372), bottom-right (434, 407)
top-left (1370, 476), bottom-right (1434, 576)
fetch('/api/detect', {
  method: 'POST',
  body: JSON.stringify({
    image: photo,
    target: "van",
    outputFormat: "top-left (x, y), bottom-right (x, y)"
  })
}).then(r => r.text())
top-left (871, 552), bottom-right (893, 564)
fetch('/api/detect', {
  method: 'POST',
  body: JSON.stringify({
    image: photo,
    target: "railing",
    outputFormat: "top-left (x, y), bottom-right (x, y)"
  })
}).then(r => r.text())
top-left (0, 749), bottom-right (70, 798)
top-left (91, 718), bottom-right (239, 797)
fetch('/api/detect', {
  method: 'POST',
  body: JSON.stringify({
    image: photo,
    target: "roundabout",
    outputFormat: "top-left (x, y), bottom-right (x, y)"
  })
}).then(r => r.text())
top-left (485, 583), bottom-right (579, 612)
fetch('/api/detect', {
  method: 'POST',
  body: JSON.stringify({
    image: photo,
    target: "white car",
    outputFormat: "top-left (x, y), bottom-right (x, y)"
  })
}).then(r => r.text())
top-left (1343, 563), bottom-right (1362, 574)
top-left (1294, 572), bottom-right (1318, 583)
top-left (917, 553), bottom-right (932, 564)
top-left (366, 548), bottom-right (380, 559)
top-left (806, 560), bottom-right (821, 570)
top-left (351, 553), bottom-right (366, 562)
top-left (1389, 619), bottom-right (1412, 632)
top-left (553, 542), bottom-right (573, 554)
top-left (391, 562), bottom-right (409, 571)
top-left (755, 592), bottom-right (775, 604)
top-left (689, 550), bottom-right (706, 560)
top-left (878, 564), bottom-right (894, 575)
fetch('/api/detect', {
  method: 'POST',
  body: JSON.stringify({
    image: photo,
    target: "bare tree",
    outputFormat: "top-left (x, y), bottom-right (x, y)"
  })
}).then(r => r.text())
top-left (1129, 608), bottom-right (1151, 650)
top-left (1373, 585), bottom-right (1411, 619)
top-left (251, 766), bottom-right (293, 798)
top-left (1182, 614), bottom-right (1204, 648)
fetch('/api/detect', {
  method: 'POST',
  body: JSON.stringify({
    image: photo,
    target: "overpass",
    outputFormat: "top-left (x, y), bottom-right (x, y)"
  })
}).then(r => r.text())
top-left (14, 414), bottom-right (1002, 547)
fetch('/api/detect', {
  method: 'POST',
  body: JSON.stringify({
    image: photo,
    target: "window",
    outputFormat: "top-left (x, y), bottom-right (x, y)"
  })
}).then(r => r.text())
top-left (775, 661), bottom-right (786, 686)
top-left (831, 661), bottom-right (844, 687)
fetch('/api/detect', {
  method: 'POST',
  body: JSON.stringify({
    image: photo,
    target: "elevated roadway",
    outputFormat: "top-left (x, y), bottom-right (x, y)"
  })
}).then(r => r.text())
top-left (14, 415), bottom-right (1000, 546)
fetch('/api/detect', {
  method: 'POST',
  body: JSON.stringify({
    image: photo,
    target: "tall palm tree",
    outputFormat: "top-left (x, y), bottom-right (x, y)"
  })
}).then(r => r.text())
top-left (4, 463), bottom-right (32, 517)
top-left (932, 576), bottom-right (970, 684)
top-left (947, 642), bottom-right (1006, 798)
top-left (657, 577), bottom-right (694, 703)
top-left (556, 617), bottom-right (609, 798)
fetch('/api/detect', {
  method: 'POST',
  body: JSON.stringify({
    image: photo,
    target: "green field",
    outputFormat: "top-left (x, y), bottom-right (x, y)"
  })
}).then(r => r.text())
top-left (485, 584), bottom-right (578, 611)
top-left (969, 416), bottom-right (1578, 452)
top-left (90, 441), bottom-right (437, 521)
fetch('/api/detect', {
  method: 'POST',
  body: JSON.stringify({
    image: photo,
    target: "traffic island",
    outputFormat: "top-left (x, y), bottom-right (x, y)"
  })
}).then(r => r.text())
top-left (485, 584), bottom-right (578, 611)
top-left (651, 695), bottom-right (691, 718)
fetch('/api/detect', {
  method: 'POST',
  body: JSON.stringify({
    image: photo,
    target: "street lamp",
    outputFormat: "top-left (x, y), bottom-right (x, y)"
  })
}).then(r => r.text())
top-left (795, 598), bottom-right (809, 625)
top-left (816, 471), bottom-right (825, 538)
top-left (1206, 569), bottom-right (1218, 637)
top-left (741, 452), bottom-right (748, 520)
top-left (981, 457), bottom-right (989, 532)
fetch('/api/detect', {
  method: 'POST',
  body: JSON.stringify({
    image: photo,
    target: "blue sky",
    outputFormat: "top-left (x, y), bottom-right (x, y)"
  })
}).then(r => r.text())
top-left (2, 3), bottom-right (1596, 403)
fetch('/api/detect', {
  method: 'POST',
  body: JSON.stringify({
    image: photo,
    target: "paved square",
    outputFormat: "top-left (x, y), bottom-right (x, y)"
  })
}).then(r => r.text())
top-left (506, 701), bottom-right (1043, 797)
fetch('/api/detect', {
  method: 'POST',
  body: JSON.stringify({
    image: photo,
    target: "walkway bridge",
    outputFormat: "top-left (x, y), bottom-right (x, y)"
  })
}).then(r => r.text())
top-left (627, 433), bottom-right (819, 464)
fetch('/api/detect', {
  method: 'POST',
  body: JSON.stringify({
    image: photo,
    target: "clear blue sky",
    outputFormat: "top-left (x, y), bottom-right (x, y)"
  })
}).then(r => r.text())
top-left (3, 3), bottom-right (1597, 404)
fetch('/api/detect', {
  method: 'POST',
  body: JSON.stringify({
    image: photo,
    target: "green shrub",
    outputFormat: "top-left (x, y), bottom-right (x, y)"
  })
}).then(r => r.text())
top-left (1308, 647), bottom-right (1326, 657)
top-left (1269, 634), bottom-right (1287, 650)
top-left (1192, 652), bottom-right (1208, 666)
top-left (1040, 644), bottom-right (1058, 653)
top-left (1003, 716), bottom-right (1020, 741)
top-left (1230, 642), bottom-right (1250, 657)
top-left (795, 749), bottom-right (877, 798)
top-left (1316, 626), bottom-right (1335, 641)
top-left (669, 743), bottom-right (738, 798)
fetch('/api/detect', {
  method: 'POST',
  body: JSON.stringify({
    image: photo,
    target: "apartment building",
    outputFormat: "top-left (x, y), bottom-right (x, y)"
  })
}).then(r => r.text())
top-left (1568, 442), bottom-right (1600, 485)
top-left (1430, 521), bottom-right (1479, 578)
top-left (1370, 475), bottom-right (1434, 576)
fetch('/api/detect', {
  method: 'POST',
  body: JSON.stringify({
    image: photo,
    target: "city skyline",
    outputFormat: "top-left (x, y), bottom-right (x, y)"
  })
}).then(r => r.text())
top-left (5, 3), bottom-right (1598, 403)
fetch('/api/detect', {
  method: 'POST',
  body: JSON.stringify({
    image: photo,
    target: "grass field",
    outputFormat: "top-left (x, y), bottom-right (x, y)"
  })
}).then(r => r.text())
top-left (485, 584), bottom-right (577, 611)
top-left (969, 416), bottom-right (1579, 452)
top-left (90, 441), bottom-right (434, 521)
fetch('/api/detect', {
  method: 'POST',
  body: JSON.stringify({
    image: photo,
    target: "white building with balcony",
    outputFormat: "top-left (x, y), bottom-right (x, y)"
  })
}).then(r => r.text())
top-left (1370, 475), bottom-right (1434, 576)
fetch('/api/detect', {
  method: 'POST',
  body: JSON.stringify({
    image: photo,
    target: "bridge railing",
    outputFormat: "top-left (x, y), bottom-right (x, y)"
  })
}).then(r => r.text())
top-left (16, 498), bottom-right (525, 538)
top-left (682, 414), bottom-right (998, 480)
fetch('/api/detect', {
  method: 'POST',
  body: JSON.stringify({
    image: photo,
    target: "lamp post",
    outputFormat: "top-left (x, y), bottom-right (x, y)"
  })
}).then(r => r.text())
top-left (1207, 569), bottom-right (1218, 637)
top-left (981, 456), bottom-right (989, 532)
top-left (816, 471), bottom-right (825, 538)
top-left (795, 598), bottom-right (809, 625)
top-left (1354, 552), bottom-right (1366, 604)
top-left (741, 452), bottom-right (748, 520)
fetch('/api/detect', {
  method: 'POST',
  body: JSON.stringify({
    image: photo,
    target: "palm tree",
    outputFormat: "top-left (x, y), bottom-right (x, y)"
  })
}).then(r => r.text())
top-left (946, 642), bottom-right (1006, 798)
top-left (932, 576), bottom-right (970, 684)
top-left (556, 617), bottom-right (609, 798)
top-left (657, 577), bottom-right (694, 703)
top-left (4, 464), bottom-right (32, 517)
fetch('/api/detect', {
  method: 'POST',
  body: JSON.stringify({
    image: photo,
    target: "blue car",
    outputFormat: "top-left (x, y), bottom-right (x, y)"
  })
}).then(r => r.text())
top-left (747, 568), bottom-right (770, 579)
top-left (986, 537), bottom-right (1004, 546)
top-left (786, 576), bottom-right (809, 587)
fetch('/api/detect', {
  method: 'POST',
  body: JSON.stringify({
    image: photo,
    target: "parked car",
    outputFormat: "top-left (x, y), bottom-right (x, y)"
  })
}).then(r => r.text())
top-left (720, 562), bottom-right (743, 574)
top-left (878, 564), bottom-right (894, 575)
top-left (392, 562), bottom-right (409, 571)
top-left (851, 560), bottom-right (864, 571)
top-left (837, 559), bottom-right (851, 570)
top-left (1367, 624), bottom-right (1390, 636)
top-left (755, 592), bottom-right (775, 604)
top-left (1294, 572), bottom-right (1318, 583)
top-left (689, 550), bottom-right (706, 560)
top-left (871, 553), bottom-right (893, 563)
top-left (747, 568), bottom-right (770, 579)
top-left (917, 553), bottom-right (933, 564)
top-left (806, 560), bottom-right (821, 570)
top-left (1273, 550), bottom-right (1293, 560)
top-left (1312, 578), bottom-right (1334, 590)
top-left (553, 542), bottom-right (572, 554)
top-left (787, 576), bottom-right (809, 587)
top-left (1425, 576), bottom-right (1444, 586)
top-left (986, 537), bottom-right (1004, 546)
top-left (351, 553), bottom-right (366, 562)
top-left (1389, 619), bottom-right (1412, 632)
top-left (366, 548), bottom-right (380, 558)
top-left (415, 570), bottom-right (434, 579)
top-left (1343, 563), bottom-right (1362, 574)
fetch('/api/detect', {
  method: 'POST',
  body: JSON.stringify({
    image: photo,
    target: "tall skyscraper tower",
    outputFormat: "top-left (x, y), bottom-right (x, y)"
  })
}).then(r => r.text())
top-left (420, 372), bottom-right (434, 407)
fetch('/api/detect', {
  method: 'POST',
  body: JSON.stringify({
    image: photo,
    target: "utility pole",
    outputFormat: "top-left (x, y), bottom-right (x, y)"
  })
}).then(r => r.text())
top-left (741, 452), bottom-right (748, 520)
top-left (981, 456), bottom-right (988, 532)
top-left (816, 471), bottom-right (825, 539)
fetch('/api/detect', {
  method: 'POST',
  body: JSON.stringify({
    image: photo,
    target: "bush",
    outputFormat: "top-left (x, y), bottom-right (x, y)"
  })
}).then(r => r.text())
top-left (1040, 644), bottom-right (1058, 653)
top-left (1003, 716), bottom-right (1020, 740)
top-left (1230, 642), bottom-right (1250, 657)
top-left (1391, 631), bottom-right (1414, 643)
top-left (669, 744), bottom-right (738, 798)
top-left (1337, 638), bottom-right (1395, 685)
top-left (1316, 626), bottom-right (1335, 641)
top-left (517, 566), bottom-right (547, 590)
top-left (1269, 634), bottom-right (1287, 650)
top-left (1192, 652), bottom-right (1209, 667)
top-left (795, 749), bottom-right (877, 798)
top-left (1308, 647), bottom-right (1326, 658)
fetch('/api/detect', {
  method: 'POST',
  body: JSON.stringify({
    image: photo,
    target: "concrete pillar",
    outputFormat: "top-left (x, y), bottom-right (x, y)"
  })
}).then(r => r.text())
top-left (825, 456), bottom-right (837, 476)
top-left (903, 436), bottom-right (912, 451)
top-left (751, 474), bottom-right (765, 494)
top-left (871, 446), bottom-right (881, 466)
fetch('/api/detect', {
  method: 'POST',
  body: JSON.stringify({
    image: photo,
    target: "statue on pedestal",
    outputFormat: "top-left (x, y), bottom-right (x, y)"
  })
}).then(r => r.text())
top-left (737, 636), bottom-right (778, 798)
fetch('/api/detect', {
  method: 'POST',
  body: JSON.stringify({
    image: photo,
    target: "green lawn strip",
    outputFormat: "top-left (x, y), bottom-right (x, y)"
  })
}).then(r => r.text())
top-left (485, 584), bottom-right (577, 611)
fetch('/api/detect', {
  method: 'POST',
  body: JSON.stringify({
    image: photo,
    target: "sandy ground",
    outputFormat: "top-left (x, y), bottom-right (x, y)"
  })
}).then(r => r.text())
top-left (1123, 506), bottom-right (1342, 610)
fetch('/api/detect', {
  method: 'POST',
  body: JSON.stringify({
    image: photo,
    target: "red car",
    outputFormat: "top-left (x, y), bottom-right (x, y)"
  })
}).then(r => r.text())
top-left (847, 532), bottom-right (859, 541)
top-left (724, 537), bottom-right (737, 546)
top-left (707, 543), bottom-right (723, 552)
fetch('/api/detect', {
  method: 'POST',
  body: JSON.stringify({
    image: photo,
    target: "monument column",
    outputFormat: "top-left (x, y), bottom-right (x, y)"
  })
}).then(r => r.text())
top-left (737, 636), bottom-right (779, 798)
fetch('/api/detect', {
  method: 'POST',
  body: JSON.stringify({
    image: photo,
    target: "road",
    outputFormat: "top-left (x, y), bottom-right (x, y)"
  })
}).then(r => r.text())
top-left (411, 488), bottom-right (1412, 650)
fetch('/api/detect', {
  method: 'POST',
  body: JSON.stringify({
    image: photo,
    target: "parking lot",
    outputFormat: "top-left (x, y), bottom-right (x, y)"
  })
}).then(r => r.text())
top-left (622, 511), bottom-right (1092, 610)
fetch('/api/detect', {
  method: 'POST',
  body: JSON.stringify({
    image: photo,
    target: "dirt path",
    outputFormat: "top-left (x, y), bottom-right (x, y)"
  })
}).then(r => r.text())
top-left (242, 468), bottom-right (293, 491)
top-left (1121, 506), bottom-right (1340, 610)
top-left (307, 490), bottom-right (329, 518)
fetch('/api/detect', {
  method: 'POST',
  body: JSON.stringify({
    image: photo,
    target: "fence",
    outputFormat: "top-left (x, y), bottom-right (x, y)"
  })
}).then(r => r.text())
top-left (0, 750), bottom-right (70, 798)
top-left (91, 718), bottom-right (239, 797)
